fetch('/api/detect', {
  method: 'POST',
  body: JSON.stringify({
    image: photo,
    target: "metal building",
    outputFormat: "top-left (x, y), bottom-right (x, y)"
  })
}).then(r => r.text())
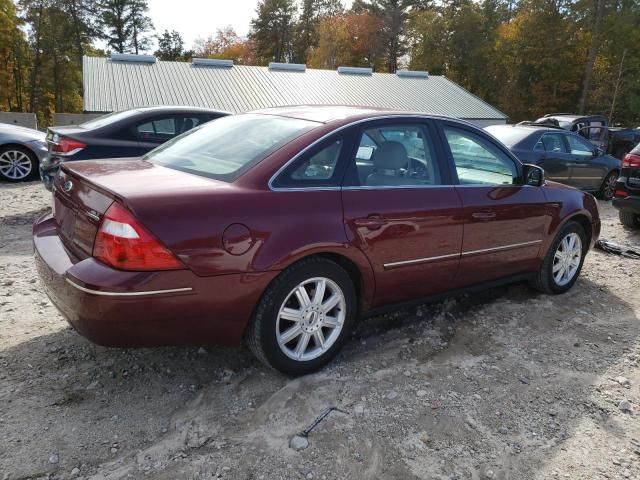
top-left (83, 55), bottom-right (508, 127)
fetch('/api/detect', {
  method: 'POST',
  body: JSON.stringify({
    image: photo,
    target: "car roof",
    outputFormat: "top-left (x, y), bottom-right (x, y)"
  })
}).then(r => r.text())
top-left (488, 124), bottom-right (558, 134)
top-left (544, 113), bottom-right (607, 122)
top-left (133, 106), bottom-right (229, 114)
top-left (251, 105), bottom-right (479, 128)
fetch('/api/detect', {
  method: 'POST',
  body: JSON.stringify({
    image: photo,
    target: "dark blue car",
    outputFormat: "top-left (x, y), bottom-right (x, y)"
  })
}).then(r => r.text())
top-left (486, 124), bottom-right (622, 200)
top-left (40, 106), bottom-right (229, 190)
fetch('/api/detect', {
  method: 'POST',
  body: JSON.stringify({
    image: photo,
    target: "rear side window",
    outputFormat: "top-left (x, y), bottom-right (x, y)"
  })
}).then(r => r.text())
top-left (352, 123), bottom-right (441, 187)
top-left (272, 138), bottom-right (345, 188)
top-left (136, 118), bottom-right (176, 141)
top-left (535, 133), bottom-right (568, 153)
top-left (147, 114), bottom-right (318, 182)
top-left (444, 127), bottom-right (517, 185)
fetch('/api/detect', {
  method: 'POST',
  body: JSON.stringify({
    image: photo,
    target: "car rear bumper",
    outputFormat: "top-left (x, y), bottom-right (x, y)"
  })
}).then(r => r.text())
top-left (33, 214), bottom-right (278, 347)
top-left (612, 195), bottom-right (640, 214)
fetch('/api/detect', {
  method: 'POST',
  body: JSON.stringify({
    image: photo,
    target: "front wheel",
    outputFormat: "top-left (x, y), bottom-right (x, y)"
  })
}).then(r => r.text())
top-left (597, 171), bottom-right (618, 201)
top-left (530, 221), bottom-right (586, 294)
top-left (246, 257), bottom-right (357, 375)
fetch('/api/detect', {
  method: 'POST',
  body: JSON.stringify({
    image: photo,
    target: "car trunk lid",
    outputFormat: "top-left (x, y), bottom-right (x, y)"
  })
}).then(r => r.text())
top-left (54, 158), bottom-right (231, 260)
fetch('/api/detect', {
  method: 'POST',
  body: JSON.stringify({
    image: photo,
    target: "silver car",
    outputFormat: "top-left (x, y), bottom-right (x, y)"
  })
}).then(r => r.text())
top-left (0, 123), bottom-right (48, 182)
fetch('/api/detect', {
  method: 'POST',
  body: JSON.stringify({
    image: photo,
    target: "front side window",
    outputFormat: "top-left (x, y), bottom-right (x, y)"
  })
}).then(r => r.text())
top-left (444, 127), bottom-right (517, 185)
top-left (566, 134), bottom-right (594, 156)
top-left (147, 114), bottom-right (318, 182)
top-left (353, 124), bottom-right (441, 187)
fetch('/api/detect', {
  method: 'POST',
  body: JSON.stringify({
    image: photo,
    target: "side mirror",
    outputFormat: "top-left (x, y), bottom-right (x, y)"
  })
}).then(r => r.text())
top-left (523, 164), bottom-right (545, 187)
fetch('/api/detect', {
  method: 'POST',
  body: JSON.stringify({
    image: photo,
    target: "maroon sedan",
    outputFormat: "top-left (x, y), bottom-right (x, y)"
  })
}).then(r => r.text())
top-left (34, 106), bottom-right (601, 374)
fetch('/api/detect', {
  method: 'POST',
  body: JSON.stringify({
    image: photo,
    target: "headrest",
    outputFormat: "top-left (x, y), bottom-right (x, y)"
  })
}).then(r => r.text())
top-left (372, 141), bottom-right (408, 171)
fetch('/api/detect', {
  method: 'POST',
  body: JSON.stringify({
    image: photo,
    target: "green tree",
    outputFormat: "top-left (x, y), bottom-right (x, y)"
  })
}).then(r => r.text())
top-left (127, 0), bottom-right (153, 54)
top-left (293, 0), bottom-right (343, 63)
top-left (155, 29), bottom-right (185, 60)
top-left (249, 0), bottom-right (297, 64)
top-left (98, 0), bottom-right (153, 54)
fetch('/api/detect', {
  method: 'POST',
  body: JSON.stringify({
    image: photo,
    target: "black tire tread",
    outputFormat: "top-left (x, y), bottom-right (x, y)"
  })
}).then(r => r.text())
top-left (0, 145), bottom-right (38, 182)
top-left (596, 170), bottom-right (618, 200)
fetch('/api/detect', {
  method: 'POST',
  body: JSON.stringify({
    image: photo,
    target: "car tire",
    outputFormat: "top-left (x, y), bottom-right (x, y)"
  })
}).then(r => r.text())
top-left (0, 145), bottom-right (38, 182)
top-left (596, 171), bottom-right (618, 201)
top-left (246, 257), bottom-right (357, 375)
top-left (529, 221), bottom-right (587, 295)
top-left (619, 211), bottom-right (640, 229)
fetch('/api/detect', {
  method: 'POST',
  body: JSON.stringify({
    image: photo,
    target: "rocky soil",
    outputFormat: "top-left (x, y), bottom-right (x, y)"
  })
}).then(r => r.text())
top-left (1, 181), bottom-right (639, 480)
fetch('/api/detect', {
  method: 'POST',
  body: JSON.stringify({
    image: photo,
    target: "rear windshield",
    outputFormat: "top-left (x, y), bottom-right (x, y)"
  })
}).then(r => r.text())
top-left (80, 110), bottom-right (142, 129)
top-left (484, 126), bottom-right (532, 147)
top-left (146, 114), bottom-right (318, 181)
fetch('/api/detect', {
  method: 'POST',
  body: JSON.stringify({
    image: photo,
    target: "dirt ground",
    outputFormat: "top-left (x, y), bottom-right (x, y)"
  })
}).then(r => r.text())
top-left (1, 180), bottom-right (639, 480)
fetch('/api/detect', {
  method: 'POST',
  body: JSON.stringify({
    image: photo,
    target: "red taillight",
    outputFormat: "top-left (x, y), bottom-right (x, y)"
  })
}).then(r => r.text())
top-left (614, 189), bottom-right (628, 198)
top-left (622, 153), bottom-right (640, 168)
top-left (51, 137), bottom-right (86, 155)
top-left (93, 203), bottom-right (183, 271)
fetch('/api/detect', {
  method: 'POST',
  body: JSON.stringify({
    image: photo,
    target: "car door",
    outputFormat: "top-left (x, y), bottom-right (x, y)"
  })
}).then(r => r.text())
top-left (341, 119), bottom-right (464, 307)
top-left (534, 132), bottom-right (573, 183)
top-left (441, 123), bottom-right (549, 287)
top-left (565, 133), bottom-right (608, 190)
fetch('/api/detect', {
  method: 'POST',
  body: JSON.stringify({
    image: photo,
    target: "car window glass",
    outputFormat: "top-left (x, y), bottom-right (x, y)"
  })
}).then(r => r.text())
top-left (147, 114), bottom-right (317, 182)
top-left (541, 133), bottom-right (568, 153)
top-left (136, 118), bottom-right (176, 141)
top-left (273, 139), bottom-right (344, 187)
top-left (353, 124), bottom-right (441, 187)
top-left (176, 116), bottom-right (202, 135)
top-left (566, 134), bottom-right (594, 156)
top-left (444, 127), bottom-right (517, 185)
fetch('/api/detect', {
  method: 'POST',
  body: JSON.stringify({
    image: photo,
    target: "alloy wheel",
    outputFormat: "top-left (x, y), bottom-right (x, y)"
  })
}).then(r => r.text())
top-left (0, 149), bottom-right (33, 180)
top-left (602, 173), bottom-right (617, 200)
top-left (552, 232), bottom-right (582, 286)
top-left (276, 277), bottom-right (346, 361)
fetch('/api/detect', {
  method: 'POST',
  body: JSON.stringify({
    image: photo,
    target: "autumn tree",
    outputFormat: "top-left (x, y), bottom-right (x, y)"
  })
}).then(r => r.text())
top-left (293, 0), bottom-right (343, 62)
top-left (249, 0), bottom-right (297, 64)
top-left (0, 0), bottom-right (28, 111)
top-left (353, 0), bottom-right (415, 72)
top-left (307, 12), bottom-right (384, 69)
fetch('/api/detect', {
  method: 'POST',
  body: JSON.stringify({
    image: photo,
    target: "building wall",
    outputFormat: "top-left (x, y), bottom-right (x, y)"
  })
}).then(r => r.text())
top-left (53, 113), bottom-right (103, 126)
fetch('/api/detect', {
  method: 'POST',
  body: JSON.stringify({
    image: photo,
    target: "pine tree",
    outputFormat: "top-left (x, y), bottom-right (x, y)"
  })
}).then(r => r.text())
top-left (155, 30), bottom-right (185, 61)
top-left (249, 0), bottom-right (297, 64)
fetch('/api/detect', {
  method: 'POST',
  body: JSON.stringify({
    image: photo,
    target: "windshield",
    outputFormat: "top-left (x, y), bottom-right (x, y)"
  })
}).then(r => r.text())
top-left (485, 126), bottom-right (531, 147)
top-left (80, 110), bottom-right (142, 129)
top-left (146, 114), bottom-right (318, 181)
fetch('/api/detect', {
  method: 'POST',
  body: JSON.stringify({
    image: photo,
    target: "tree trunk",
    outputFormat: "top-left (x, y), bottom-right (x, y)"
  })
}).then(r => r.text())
top-left (608, 49), bottom-right (627, 124)
top-left (29, 2), bottom-right (45, 113)
top-left (578, 0), bottom-right (605, 114)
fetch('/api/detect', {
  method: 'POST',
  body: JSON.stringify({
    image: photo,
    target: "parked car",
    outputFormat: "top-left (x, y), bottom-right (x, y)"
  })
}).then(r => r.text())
top-left (537, 113), bottom-right (640, 159)
top-left (613, 142), bottom-right (640, 228)
top-left (485, 123), bottom-right (621, 200)
top-left (0, 123), bottom-right (48, 182)
top-left (40, 106), bottom-right (229, 190)
top-left (33, 106), bottom-right (601, 375)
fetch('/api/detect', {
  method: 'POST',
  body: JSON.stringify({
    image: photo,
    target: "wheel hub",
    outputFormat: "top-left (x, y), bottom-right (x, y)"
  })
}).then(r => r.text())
top-left (301, 305), bottom-right (324, 333)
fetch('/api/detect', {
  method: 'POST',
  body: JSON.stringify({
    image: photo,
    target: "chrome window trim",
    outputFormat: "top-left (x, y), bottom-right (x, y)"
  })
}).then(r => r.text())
top-left (66, 278), bottom-right (193, 297)
top-left (268, 114), bottom-right (488, 192)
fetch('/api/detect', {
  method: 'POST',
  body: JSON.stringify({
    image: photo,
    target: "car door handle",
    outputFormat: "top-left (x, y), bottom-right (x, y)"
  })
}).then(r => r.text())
top-left (471, 210), bottom-right (496, 221)
top-left (354, 215), bottom-right (385, 230)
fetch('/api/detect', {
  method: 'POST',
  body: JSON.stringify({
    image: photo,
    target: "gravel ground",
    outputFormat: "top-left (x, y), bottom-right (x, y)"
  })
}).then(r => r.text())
top-left (1, 180), bottom-right (639, 480)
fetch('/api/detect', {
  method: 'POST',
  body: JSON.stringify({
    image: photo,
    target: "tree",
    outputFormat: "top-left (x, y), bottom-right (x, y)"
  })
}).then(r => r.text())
top-left (353, 0), bottom-right (415, 72)
top-left (307, 12), bottom-right (384, 69)
top-left (155, 29), bottom-right (185, 60)
top-left (293, 0), bottom-right (343, 62)
top-left (249, 0), bottom-right (297, 64)
top-left (127, 0), bottom-right (153, 54)
top-left (97, 0), bottom-right (153, 54)
top-left (193, 27), bottom-right (257, 65)
top-left (0, 0), bottom-right (28, 111)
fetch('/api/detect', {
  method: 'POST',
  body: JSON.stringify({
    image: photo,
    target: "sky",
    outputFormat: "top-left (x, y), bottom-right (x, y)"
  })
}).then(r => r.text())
top-left (148, 0), bottom-right (258, 47)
